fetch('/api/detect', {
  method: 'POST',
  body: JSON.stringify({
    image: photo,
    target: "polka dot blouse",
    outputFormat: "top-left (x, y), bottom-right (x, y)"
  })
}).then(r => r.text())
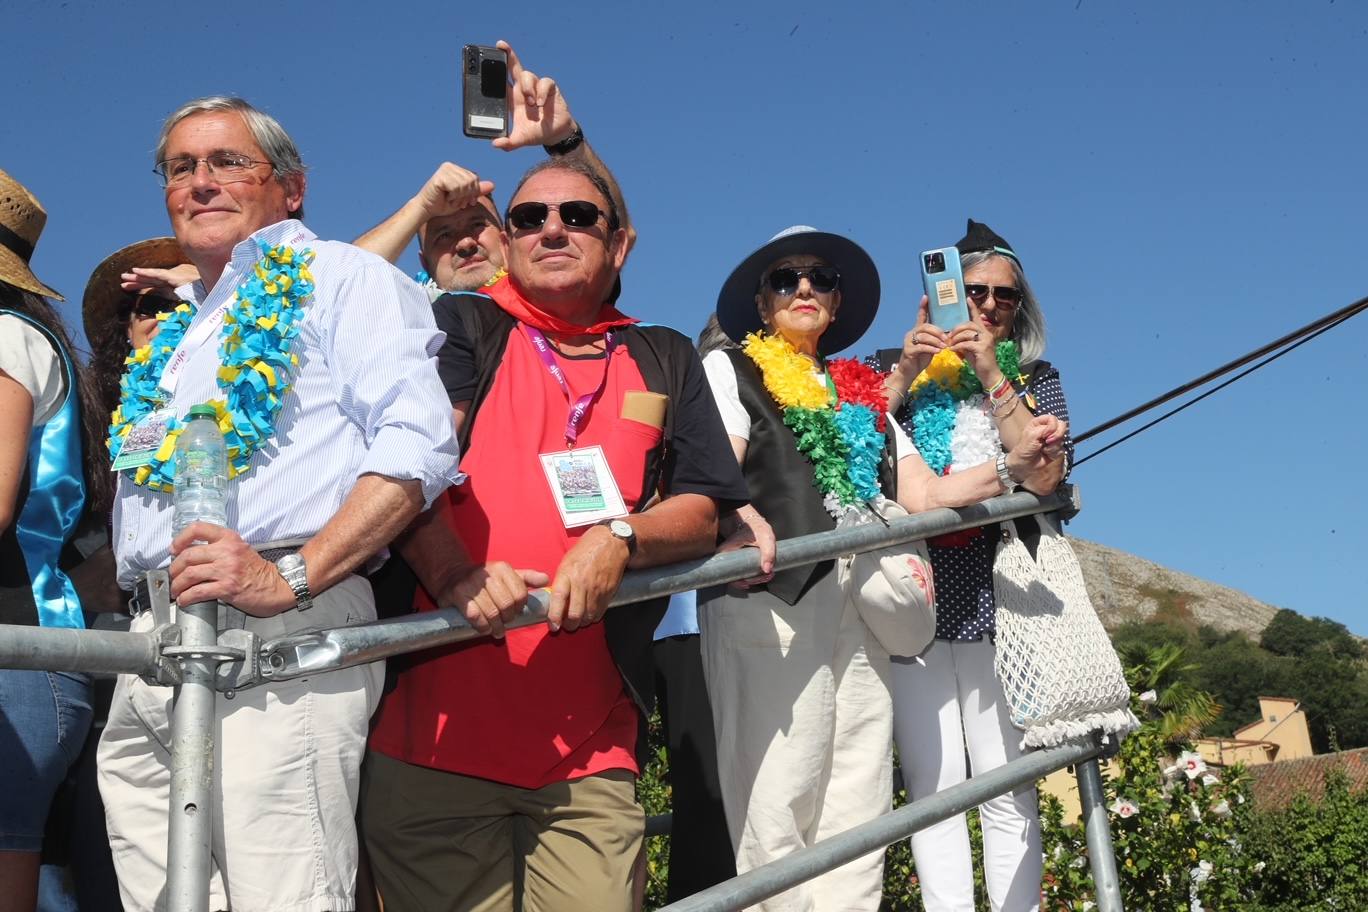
top-left (893, 362), bottom-right (1073, 641)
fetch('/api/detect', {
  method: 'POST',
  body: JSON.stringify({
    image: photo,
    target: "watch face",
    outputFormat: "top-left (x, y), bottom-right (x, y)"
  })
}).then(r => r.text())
top-left (609, 519), bottom-right (633, 537)
top-left (277, 554), bottom-right (304, 573)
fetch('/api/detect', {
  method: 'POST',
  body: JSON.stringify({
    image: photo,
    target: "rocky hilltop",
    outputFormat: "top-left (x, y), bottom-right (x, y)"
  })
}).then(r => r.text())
top-left (1071, 537), bottom-right (1280, 639)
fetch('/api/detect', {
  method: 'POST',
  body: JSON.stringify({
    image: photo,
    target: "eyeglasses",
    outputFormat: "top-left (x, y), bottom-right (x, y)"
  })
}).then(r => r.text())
top-left (766, 266), bottom-right (840, 296)
top-left (507, 200), bottom-right (610, 232)
top-left (965, 284), bottom-right (1022, 309)
top-left (153, 152), bottom-right (272, 188)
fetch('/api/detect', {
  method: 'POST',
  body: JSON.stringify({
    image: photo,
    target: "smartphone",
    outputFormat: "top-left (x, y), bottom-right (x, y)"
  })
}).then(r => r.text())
top-left (921, 247), bottom-right (969, 331)
top-left (462, 45), bottom-right (509, 139)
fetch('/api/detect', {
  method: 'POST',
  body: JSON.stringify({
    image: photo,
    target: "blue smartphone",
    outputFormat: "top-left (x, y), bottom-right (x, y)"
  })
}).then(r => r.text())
top-left (921, 247), bottom-right (969, 331)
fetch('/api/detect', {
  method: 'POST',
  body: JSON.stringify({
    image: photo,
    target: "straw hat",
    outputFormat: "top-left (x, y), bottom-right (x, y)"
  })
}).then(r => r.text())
top-left (0, 167), bottom-right (63, 300)
top-left (81, 237), bottom-right (187, 344)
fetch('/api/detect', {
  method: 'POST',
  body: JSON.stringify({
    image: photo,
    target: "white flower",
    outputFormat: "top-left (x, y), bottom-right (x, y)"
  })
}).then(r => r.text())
top-left (1201, 772), bottom-right (1220, 787)
top-left (1253, 861), bottom-right (1267, 873)
top-left (1082, 903), bottom-right (1096, 911)
top-left (1071, 855), bottom-right (1088, 869)
top-left (1188, 799), bottom-right (1202, 821)
top-left (1192, 859), bottom-right (1214, 883)
top-left (1211, 799), bottom-right (1231, 818)
top-left (1110, 797), bottom-right (1140, 819)
top-left (1177, 750), bottom-right (1207, 779)
top-left (1139, 689), bottom-right (1158, 704)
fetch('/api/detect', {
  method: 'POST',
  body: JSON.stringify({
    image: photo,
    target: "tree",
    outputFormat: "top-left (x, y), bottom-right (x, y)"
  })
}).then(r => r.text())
top-left (1260, 610), bottom-right (1364, 661)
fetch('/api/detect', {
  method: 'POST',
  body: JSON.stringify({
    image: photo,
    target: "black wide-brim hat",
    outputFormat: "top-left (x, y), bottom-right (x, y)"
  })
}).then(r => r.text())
top-left (716, 225), bottom-right (881, 357)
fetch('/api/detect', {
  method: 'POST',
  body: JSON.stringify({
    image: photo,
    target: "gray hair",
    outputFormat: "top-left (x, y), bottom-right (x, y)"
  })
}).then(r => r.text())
top-left (960, 250), bottom-right (1046, 363)
top-left (155, 96), bottom-right (307, 220)
top-left (696, 312), bottom-right (737, 357)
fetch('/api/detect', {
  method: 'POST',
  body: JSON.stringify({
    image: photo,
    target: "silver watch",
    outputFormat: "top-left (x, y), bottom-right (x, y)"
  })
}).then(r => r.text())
top-left (275, 553), bottom-right (314, 612)
top-left (995, 453), bottom-right (1016, 492)
top-left (600, 518), bottom-right (638, 557)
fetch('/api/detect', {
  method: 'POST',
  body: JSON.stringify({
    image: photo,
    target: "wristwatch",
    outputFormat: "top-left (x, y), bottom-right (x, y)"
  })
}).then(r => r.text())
top-left (544, 123), bottom-right (585, 156)
top-left (599, 518), bottom-right (637, 558)
top-left (994, 453), bottom-right (1017, 492)
top-left (275, 553), bottom-right (314, 612)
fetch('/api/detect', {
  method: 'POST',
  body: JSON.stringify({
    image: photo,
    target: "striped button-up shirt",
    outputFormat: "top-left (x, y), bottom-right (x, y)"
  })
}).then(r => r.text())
top-left (113, 220), bottom-right (462, 588)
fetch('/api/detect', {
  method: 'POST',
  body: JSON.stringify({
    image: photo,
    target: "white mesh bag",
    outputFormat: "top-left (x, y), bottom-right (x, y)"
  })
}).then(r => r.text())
top-left (992, 515), bottom-right (1137, 748)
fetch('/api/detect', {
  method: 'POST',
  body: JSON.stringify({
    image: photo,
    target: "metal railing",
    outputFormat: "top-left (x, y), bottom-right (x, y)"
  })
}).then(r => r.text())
top-left (0, 485), bottom-right (1125, 911)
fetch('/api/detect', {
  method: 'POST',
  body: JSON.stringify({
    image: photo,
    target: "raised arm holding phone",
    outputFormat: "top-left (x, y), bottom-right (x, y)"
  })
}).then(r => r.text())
top-left (353, 40), bottom-right (634, 291)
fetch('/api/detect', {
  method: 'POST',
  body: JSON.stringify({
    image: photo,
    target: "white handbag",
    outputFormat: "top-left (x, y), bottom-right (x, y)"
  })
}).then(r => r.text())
top-left (992, 515), bottom-right (1138, 748)
top-left (837, 497), bottom-right (937, 658)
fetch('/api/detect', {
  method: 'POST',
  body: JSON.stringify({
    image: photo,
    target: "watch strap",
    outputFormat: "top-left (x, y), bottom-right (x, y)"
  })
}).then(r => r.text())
top-left (544, 124), bottom-right (585, 156)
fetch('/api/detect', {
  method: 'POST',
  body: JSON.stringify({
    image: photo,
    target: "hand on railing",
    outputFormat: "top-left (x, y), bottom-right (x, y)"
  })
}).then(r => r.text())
top-left (440, 562), bottom-right (550, 639)
top-left (717, 504), bottom-right (776, 589)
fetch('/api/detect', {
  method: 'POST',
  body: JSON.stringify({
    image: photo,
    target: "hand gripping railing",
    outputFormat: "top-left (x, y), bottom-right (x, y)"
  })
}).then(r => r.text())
top-left (0, 485), bottom-right (1124, 911)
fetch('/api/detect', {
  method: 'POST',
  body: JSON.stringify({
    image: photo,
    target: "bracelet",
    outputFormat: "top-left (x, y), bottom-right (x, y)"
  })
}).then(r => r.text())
top-left (986, 377), bottom-right (1013, 404)
top-left (990, 394), bottom-right (1020, 419)
top-left (883, 383), bottom-right (906, 402)
top-left (544, 123), bottom-right (585, 156)
top-left (995, 453), bottom-right (1016, 491)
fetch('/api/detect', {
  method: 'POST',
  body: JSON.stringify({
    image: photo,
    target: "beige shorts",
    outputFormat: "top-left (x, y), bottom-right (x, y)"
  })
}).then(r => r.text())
top-left (97, 574), bottom-right (384, 912)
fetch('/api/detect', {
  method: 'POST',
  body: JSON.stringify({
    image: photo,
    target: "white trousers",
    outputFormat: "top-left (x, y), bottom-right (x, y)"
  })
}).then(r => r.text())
top-left (700, 569), bottom-right (892, 912)
top-left (97, 575), bottom-right (384, 912)
top-left (891, 638), bottom-right (1042, 912)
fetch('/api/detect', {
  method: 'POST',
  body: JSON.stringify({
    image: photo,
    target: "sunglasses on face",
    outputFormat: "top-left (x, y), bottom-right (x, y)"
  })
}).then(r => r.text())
top-left (507, 200), bottom-right (610, 232)
top-left (123, 294), bottom-right (171, 320)
top-left (765, 266), bottom-right (841, 296)
top-left (965, 284), bottom-right (1022, 309)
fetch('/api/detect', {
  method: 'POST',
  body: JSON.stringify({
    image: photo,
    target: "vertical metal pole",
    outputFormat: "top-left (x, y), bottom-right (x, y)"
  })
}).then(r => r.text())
top-left (167, 600), bottom-right (217, 912)
top-left (1076, 757), bottom-right (1125, 912)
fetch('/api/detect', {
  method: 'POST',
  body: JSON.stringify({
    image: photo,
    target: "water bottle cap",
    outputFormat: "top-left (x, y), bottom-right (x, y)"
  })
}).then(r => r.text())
top-left (187, 404), bottom-right (217, 420)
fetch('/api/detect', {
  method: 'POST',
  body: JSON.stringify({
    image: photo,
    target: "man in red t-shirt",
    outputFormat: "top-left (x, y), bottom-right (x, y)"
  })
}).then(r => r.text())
top-left (362, 159), bottom-right (748, 912)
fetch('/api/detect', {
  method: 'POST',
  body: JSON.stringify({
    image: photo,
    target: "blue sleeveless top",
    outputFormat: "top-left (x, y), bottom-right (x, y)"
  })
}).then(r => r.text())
top-left (0, 309), bottom-right (88, 629)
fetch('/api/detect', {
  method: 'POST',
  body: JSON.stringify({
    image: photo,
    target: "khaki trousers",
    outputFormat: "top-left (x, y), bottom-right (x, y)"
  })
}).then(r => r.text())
top-left (97, 575), bottom-right (384, 912)
top-left (360, 752), bottom-right (643, 912)
top-left (699, 569), bottom-right (893, 912)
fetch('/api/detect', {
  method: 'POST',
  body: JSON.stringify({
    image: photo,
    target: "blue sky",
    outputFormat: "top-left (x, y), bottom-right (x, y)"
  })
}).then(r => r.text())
top-left (7, 0), bottom-right (1366, 634)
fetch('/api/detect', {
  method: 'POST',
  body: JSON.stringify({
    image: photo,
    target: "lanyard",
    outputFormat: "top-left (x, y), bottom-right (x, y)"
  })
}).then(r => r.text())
top-left (157, 298), bottom-right (221, 397)
top-left (521, 324), bottom-right (616, 446)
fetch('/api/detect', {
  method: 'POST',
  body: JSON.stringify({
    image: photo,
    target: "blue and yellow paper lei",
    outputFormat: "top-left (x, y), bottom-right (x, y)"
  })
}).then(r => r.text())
top-left (107, 242), bottom-right (315, 491)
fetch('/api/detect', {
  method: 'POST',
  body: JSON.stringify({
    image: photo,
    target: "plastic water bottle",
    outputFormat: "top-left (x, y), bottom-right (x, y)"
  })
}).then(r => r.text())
top-left (172, 404), bottom-right (228, 535)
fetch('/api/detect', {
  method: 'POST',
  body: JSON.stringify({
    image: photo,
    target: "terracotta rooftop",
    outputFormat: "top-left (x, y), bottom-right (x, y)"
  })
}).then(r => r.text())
top-left (1245, 747), bottom-right (1368, 811)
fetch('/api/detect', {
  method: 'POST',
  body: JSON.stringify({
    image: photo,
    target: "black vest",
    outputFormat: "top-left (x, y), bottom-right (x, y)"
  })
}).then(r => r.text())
top-left (724, 348), bottom-right (896, 605)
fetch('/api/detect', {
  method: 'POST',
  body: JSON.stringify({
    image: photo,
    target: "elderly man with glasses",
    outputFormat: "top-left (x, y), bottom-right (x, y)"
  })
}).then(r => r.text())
top-left (95, 96), bottom-right (461, 912)
top-left (360, 156), bottom-right (748, 912)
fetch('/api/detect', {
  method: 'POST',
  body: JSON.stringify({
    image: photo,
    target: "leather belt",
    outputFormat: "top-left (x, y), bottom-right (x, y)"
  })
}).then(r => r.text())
top-left (129, 543), bottom-right (304, 626)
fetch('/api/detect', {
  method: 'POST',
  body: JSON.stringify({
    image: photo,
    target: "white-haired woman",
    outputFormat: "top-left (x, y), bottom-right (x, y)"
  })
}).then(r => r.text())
top-left (880, 220), bottom-right (1072, 912)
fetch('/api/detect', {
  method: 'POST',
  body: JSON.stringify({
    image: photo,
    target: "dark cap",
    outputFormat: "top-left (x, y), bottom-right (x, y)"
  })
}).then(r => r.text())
top-left (955, 219), bottom-right (1019, 264)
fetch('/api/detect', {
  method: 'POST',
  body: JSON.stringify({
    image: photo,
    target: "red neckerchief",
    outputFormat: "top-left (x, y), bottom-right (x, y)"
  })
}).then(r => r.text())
top-left (483, 273), bottom-right (638, 335)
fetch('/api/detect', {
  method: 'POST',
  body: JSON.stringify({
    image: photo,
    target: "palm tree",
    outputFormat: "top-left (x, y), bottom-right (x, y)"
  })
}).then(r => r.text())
top-left (1118, 641), bottom-right (1222, 745)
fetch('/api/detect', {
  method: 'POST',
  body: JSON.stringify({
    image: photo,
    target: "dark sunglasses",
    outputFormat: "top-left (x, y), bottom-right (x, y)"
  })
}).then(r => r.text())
top-left (965, 284), bottom-right (1022, 308)
top-left (123, 294), bottom-right (171, 320)
top-left (766, 266), bottom-right (841, 296)
top-left (507, 200), bottom-right (609, 231)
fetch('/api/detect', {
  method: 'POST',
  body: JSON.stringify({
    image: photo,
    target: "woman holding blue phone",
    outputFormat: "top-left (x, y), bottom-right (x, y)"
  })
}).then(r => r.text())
top-left (880, 220), bottom-right (1072, 912)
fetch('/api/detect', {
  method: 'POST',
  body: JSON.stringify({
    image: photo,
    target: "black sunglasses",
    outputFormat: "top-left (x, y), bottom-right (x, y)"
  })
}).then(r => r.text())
top-left (123, 294), bottom-right (171, 320)
top-left (965, 284), bottom-right (1022, 308)
top-left (766, 266), bottom-right (840, 296)
top-left (507, 200), bottom-right (609, 232)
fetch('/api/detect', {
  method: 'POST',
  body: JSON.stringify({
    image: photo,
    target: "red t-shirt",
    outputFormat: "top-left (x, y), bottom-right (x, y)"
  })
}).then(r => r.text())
top-left (368, 325), bottom-right (662, 788)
